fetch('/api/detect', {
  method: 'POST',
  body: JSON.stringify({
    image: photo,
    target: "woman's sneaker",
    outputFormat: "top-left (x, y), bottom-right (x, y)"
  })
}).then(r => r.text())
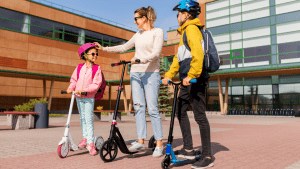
top-left (191, 156), bottom-right (214, 169)
top-left (128, 141), bottom-right (146, 152)
top-left (152, 147), bottom-right (164, 157)
top-left (174, 148), bottom-right (201, 160)
top-left (86, 143), bottom-right (97, 156)
top-left (78, 138), bottom-right (87, 149)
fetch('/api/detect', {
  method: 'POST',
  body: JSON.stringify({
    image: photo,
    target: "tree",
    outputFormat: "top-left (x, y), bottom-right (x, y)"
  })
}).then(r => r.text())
top-left (158, 56), bottom-right (173, 113)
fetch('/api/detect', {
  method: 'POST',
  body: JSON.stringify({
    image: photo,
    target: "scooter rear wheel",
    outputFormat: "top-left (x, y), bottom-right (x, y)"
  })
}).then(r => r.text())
top-left (94, 136), bottom-right (104, 151)
top-left (161, 156), bottom-right (170, 169)
top-left (148, 135), bottom-right (157, 151)
top-left (100, 140), bottom-right (118, 162)
top-left (57, 142), bottom-right (69, 158)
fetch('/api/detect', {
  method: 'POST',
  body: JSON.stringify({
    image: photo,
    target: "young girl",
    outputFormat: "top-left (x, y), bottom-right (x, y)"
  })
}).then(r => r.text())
top-left (94, 6), bottom-right (164, 157)
top-left (66, 43), bottom-right (103, 156)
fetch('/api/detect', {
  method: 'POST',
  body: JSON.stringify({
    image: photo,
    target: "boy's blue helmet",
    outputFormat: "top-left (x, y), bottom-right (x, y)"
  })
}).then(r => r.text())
top-left (173, 0), bottom-right (201, 18)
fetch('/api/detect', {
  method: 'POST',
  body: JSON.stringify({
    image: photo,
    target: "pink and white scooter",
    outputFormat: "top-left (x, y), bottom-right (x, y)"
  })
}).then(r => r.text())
top-left (57, 90), bottom-right (104, 158)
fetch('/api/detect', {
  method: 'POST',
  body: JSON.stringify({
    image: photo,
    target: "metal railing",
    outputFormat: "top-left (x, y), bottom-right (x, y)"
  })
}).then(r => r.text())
top-left (27, 0), bottom-right (138, 32)
top-left (226, 108), bottom-right (297, 116)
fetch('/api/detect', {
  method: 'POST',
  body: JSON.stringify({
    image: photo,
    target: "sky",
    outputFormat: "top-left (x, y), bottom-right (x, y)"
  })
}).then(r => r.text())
top-left (33, 0), bottom-right (182, 40)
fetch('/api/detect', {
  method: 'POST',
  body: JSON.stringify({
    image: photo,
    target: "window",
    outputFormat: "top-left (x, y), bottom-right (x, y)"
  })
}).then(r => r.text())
top-left (0, 8), bottom-right (27, 32)
top-left (30, 16), bottom-right (53, 38)
top-left (230, 49), bottom-right (243, 59)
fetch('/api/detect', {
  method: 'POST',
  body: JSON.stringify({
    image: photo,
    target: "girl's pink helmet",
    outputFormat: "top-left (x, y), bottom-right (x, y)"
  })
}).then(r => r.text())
top-left (78, 43), bottom-right (97, 59)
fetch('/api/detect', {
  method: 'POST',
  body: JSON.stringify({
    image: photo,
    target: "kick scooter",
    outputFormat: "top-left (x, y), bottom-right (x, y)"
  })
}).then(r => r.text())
top-left (161, 79), bottom-right (201, 169)
top-left (99, 60), bottom-right (156, 162)
top-left (57, 90), bottom-right (104, 158)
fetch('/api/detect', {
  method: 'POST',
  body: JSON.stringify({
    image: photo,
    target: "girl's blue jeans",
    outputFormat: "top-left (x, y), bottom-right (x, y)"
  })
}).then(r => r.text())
top-left (130, 72), bottom-right (163, 141)
top-left (76, 97), bottom-right (95, 144)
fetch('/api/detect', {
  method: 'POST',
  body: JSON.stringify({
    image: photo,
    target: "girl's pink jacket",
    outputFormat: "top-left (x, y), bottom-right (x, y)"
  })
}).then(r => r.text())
top-left (68, 63), bottom-right (103, 98)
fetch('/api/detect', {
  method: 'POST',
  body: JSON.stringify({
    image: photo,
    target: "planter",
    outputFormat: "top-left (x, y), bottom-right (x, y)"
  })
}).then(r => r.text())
top-left (4, 111), bottom-right (37, 130)
top-left (34, 103), bottom-right (49, 128)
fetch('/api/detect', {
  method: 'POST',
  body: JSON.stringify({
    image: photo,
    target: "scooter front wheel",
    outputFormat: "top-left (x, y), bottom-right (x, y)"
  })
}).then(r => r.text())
top-left (57, 142), bottom-right (69, 158)
top-left (161, 156), bottom-right (170, 169)
top-left (100, 140), bottom-right (118, 162)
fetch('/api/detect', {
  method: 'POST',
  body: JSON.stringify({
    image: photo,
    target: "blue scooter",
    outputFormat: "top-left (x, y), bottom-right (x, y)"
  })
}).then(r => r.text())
top-left (160, 79), bottom-right (201, 169)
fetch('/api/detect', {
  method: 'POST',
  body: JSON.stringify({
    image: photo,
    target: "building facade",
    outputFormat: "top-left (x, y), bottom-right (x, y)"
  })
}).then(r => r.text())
top-left (205, 0), bottom-right (300, 113)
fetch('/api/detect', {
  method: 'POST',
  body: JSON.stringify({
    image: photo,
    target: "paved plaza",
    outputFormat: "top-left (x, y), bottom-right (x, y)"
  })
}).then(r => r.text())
top-left (0, 114), bottom-right (300, 169)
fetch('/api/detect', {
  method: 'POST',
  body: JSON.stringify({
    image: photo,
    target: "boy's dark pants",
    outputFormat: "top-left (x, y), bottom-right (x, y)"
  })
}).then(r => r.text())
top-left (175, 82), bottom-right (211, 157)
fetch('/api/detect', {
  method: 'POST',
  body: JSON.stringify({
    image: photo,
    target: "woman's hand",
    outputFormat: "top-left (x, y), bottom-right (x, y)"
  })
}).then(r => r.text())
top-left (93, 42), bottom-right (103, 51)
top-left (75, 90), bottom-right (85, 95)
top-left (161, 77), bottom-right (171, 85)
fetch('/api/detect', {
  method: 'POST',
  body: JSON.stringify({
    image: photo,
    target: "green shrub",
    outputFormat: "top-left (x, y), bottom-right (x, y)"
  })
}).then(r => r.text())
top-left (14, 98), bottom-right (48, 112)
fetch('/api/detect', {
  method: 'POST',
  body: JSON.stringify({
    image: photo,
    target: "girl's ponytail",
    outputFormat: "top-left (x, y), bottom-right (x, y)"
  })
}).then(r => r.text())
top-left (146, 6), bottom-right (156, 27)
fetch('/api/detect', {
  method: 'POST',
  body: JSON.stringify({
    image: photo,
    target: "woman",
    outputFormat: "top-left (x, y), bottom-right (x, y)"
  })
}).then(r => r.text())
top-left (94, 6), bottom-right (164, 157)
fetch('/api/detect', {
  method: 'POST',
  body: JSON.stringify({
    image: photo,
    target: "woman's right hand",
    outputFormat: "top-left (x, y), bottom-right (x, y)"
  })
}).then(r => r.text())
top-left (161, 77), bottom-right (171, 85)
top-left (93, 42), bottom-right (103, 51)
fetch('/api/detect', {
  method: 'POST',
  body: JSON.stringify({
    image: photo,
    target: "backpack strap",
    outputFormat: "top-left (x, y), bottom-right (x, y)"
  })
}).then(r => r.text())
top-left (92, 64), bottom-right (99, 79)
top-left (183, 25), bottom-right (205, 52)
top-left (77, 63), bottom-right (84, 80)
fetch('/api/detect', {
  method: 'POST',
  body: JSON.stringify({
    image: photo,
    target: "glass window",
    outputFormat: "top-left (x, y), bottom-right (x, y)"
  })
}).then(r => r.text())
top-left (279, 94), bottom-right (300, 105)
top-left (231, 58), bottom-right (242, 68)
top-left (0, 8), bottom-right (26, 22)
top-left (232, 96), bottom-right (243, 104)
top-left (53, 22), bottom-right (64, 40)
top-left (244, 55), bottom-right (271, 67)
top-left (64, 25), bottom-right (81, 43)
top-left (244, 86), bottom-right (257, 95)
top-left (258, 95), bottom-right (273, 104)
top-left (244, 45), bottom-right (271, 57)
top-left (257, 85), bottom-right (272, 94)
top-left (279, 84), bottom-right (295, 94)
top-left (278, 41), bottom-right (300, 53)
top-left (0, 8), bottom-right (26, 32)
top-left (30, 16), bottom-right (54, 38)
top-left (279, 52), bottom-right (300, 64)
top-left (85, 30), bottom-right (103, 44)
top-left (232, 86), bottom-right (243, 95)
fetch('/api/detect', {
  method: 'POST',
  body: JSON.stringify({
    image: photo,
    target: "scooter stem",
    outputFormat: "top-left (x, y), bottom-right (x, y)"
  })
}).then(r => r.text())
top-left (64, 91), bottom-right (75, 137)
top-left (168, 84), bottom-right (180, 144)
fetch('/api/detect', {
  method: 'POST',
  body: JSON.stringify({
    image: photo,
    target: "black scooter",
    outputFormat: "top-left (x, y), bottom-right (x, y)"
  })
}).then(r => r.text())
top-left (99, 60), bottom-right (156, 162)
top-left (161, 79), bottom-right (201, 169)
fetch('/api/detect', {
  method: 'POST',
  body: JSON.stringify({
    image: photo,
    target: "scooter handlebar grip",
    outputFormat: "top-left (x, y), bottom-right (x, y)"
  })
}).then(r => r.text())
top-left (111, 63), bottom-right (117, 67)
top-left (61, 90), bottom-right (67, 94)
top-left (190, 79), bottom-right (197, 83)
top-left (81, 92), bottom-right (87, 96)
top-left (135, 59), bottom-right (140, 63)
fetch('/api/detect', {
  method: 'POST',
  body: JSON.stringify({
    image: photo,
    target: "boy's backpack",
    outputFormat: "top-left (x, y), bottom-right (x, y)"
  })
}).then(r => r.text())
top-left (77, 63), bottom-right (106, 100)
top-left (183, 25), bottom-right (220, 73)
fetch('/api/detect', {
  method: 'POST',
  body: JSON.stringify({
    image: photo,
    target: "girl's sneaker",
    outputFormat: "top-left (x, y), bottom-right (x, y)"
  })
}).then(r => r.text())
top-left (78, 138), bottom-right (87, 149)
top-left (86, 143), bottom-right (97, 156)
top-left (152, 147), bottom-right (164, 157)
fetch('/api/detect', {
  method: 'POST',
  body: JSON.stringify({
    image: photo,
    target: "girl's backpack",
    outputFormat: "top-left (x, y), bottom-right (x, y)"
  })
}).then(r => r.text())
top-left (77, 63), bottom-right (106, 100)
top-left (183, 25), bottom-right (220, 73)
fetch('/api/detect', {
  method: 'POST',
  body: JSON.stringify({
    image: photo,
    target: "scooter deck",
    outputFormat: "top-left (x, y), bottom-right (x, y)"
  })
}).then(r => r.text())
top-left (128, 147), bottom-right (154, 153)
top-left (172, 155), bottom-right (202, 165)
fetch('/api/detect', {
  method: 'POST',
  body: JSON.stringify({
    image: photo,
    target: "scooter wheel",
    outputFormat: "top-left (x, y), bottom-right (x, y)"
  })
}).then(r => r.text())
top-left (94, 136), bottom-right (104, 151)
top-left (148, 135), bottom-right (156, 151)
top-left (57, 143), bottom-right (69, 158)
top-left (161, 156), bottom-right (170, 169)
top-left (100, 140), bottom-right (118, 162)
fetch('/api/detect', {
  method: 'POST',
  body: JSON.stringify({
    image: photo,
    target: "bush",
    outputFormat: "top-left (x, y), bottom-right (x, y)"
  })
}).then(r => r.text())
top-left (14, 98), bottom-right (48, 112)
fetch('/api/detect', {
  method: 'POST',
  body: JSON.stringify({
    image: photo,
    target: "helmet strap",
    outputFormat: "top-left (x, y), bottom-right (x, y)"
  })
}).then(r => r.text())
top-left (180, 13), bottom-right (191, 25)
top-left (84, 53), bottom-right (93, 68)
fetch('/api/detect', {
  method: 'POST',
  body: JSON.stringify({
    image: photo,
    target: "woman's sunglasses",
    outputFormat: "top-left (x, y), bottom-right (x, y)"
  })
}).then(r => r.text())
top-left (87, 53), bottom-right (98, 56)
top-left (134, 16), bottom-right (143, 21)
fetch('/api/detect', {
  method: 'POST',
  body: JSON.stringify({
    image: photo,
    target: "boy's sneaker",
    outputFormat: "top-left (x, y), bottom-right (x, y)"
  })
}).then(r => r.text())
top-left (174, 148), bottom-right (201, 160)
top-left (191, 156), bottom-right (214, 169)
top-left (86, 143), bottom-right (97, 156)
top-left (152, 147), bottom-right (164, 157)
top-left (128, 141), bottom-right (146, 152)
top-left (78, 138), bottom-right (87, 149)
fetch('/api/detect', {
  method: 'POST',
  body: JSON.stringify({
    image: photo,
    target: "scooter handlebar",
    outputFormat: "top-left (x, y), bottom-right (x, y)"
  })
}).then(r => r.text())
top-left (111, 59), bottom-right (140, 67)
top-left (61, 90), bottom-right (87, 95)
top-left (160, 79), bottom-right (197, 84)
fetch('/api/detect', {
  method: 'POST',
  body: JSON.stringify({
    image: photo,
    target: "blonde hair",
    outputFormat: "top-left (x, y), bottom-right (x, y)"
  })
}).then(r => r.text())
top-left (134, 6), bottom-right (156, 27)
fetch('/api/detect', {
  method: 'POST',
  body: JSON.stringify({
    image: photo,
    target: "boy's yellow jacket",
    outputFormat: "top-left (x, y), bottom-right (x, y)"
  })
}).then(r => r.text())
top-left (165, 18), bottom-right (205, 80)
